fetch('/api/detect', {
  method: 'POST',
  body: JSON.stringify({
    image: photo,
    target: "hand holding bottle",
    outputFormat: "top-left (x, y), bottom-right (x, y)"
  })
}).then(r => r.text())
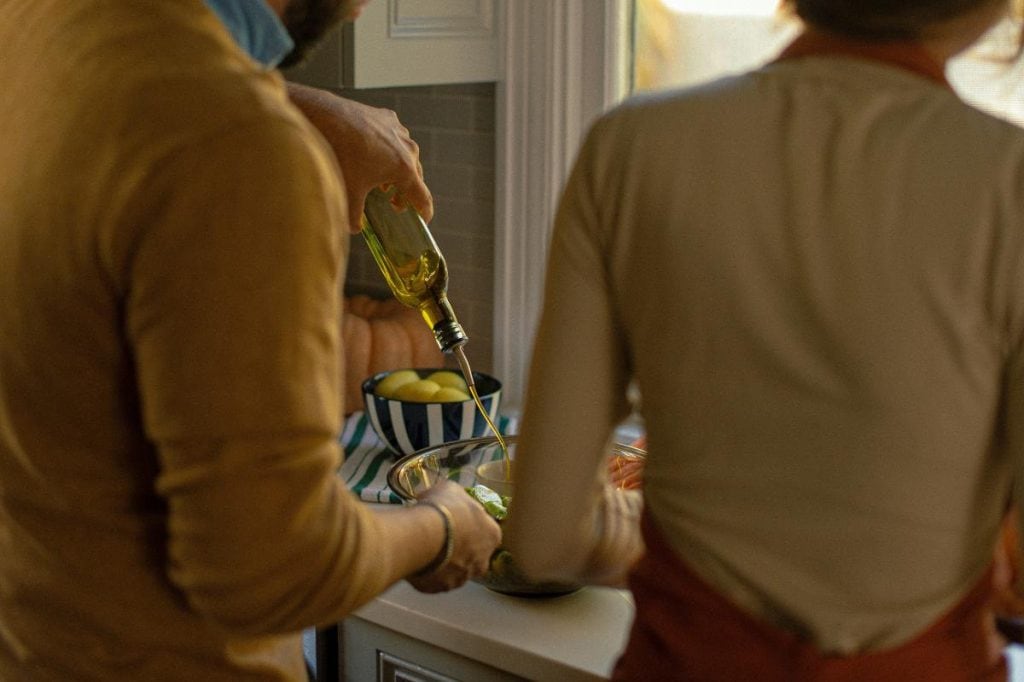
top-left (285, 83), bottom-right (433, 232)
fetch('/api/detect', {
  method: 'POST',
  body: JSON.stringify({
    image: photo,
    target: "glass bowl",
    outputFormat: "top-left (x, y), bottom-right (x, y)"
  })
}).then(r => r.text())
top-left (387, 435), bottom-right (646, 597)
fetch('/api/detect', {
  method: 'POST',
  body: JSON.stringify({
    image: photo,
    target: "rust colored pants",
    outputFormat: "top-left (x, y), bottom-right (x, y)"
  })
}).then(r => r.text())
top-left (613, 512), bottom-right (1006, 681)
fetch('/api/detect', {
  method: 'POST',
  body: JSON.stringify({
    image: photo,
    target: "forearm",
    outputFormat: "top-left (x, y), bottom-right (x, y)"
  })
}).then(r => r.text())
top-left (285, 82), bottom-right (346, 133)
top-left (158, 432), bottom-right (458, 636)
top-left (368, 503), bottom-right (451, 580)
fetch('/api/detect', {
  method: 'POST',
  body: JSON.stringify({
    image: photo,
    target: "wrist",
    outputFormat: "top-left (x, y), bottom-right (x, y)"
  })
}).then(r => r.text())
top-left (412, 501), bottom-right (455, 577)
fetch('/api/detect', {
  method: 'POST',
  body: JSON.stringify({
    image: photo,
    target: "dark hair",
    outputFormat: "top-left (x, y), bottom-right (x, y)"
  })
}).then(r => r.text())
top-left (784, 0), bottom-right (1007, 40)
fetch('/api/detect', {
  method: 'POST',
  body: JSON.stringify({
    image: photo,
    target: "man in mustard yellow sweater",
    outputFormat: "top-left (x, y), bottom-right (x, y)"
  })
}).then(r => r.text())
top-left (0, 0), bottom-right (500, 679)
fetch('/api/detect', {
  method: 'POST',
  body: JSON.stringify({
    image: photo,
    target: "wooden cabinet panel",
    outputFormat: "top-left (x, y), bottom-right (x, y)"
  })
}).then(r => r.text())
top-left (284, 0), bottom-right (498, 89)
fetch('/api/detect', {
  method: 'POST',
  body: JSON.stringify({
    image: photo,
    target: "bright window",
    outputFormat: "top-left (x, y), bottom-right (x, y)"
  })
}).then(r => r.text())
top-left (659, 0), bottom-right (779, 16)
top-left (950, 19), bottom-right (1024, 125)
top-left (633, 0), bottom-right (1024, 127)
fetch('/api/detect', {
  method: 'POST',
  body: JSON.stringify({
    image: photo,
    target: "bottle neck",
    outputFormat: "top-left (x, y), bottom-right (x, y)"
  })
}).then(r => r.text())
top-left (428, 295), bottom-right (469, 354)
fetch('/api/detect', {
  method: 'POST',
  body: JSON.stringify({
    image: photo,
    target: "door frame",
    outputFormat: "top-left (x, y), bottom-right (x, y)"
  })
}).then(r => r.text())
top-left (493, 0), bottom-right (631, 410)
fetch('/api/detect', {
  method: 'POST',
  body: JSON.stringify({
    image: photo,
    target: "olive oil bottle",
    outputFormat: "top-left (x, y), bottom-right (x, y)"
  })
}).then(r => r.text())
top-left (360, 186), bottom-right (508, 459)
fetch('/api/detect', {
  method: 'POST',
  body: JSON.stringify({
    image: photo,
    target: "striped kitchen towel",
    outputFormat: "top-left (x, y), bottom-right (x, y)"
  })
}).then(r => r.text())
top-left (338, 411), bottom-right (517, 504)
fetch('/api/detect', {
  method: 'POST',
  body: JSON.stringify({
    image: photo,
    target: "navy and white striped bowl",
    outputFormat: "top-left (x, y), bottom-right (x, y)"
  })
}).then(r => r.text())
top-left (362, 368), bottom-right (502, 458)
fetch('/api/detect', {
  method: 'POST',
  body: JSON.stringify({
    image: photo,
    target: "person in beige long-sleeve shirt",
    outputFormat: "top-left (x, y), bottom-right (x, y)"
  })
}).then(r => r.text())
top-left (0, 0), bottom-right (499, 679)
top-left (507, 0), bottom-right (1024, 678)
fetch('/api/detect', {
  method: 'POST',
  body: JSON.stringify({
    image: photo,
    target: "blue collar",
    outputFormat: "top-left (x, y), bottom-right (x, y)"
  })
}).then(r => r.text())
top-left (203, 0), bottom-right (295, 68)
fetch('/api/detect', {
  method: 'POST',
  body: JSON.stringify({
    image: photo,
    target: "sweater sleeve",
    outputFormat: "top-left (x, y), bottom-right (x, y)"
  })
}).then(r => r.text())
top-left (125, 114), bottom-right (393, 634)
top-left (506, 118), bottom-right (635, 582)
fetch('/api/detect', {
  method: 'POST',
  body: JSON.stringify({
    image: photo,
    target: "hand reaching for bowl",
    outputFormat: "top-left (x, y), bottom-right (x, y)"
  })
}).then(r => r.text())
top-left (580, 486), bottom-right (645, 588)
top-left (406, 479), bottom-right (502, 594)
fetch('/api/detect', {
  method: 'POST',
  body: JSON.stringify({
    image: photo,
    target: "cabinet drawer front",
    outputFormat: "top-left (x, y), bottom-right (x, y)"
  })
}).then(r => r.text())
top-left (379, 650), bottom-right (458, 682)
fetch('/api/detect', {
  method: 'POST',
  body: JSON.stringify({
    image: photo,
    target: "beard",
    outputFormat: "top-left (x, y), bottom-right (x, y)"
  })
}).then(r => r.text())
top-left (278, 0), bottom-right (357, 69)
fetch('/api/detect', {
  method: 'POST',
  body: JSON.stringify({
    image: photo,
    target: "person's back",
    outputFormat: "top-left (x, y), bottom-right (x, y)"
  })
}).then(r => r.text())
top-left (508, 1), bottom-right (1024, 678)
top-left (0, 0), bottom-right (347, 678)
top-left (614, 51), bottom-right (1024, 644)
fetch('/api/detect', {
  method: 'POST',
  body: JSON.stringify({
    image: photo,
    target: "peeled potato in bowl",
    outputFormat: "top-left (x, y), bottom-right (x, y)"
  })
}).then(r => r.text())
top-left (377, 370), bottom-right (470, 403)
top-left (374, 369), bottom-right (420, 398)
top-left (432, 386), bottom-right (472, 402)
top-left (392, 379), bottom-right (443, 402)
top-left (426, 370), bottom-right (469, 393)
top-left (362, 368), bottom-right (502, 457)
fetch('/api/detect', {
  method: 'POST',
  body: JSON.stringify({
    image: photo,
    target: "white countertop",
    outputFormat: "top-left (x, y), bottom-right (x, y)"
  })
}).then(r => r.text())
top-left (353, 579), bottom-right (635, 681)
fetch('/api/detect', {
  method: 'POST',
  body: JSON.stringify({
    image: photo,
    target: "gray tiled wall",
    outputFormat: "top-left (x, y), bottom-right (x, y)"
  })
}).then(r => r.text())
top-left (334, 83), bottom-right (496, 373)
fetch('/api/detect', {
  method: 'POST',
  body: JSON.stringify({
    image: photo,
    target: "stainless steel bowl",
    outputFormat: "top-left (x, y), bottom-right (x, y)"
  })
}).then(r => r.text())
top-left (387, 435), bottom-right (646, 597)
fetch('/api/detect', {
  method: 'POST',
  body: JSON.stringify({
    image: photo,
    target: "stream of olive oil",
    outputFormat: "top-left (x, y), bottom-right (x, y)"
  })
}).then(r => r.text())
top-left (453, 346), bottom-right (510, 480)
